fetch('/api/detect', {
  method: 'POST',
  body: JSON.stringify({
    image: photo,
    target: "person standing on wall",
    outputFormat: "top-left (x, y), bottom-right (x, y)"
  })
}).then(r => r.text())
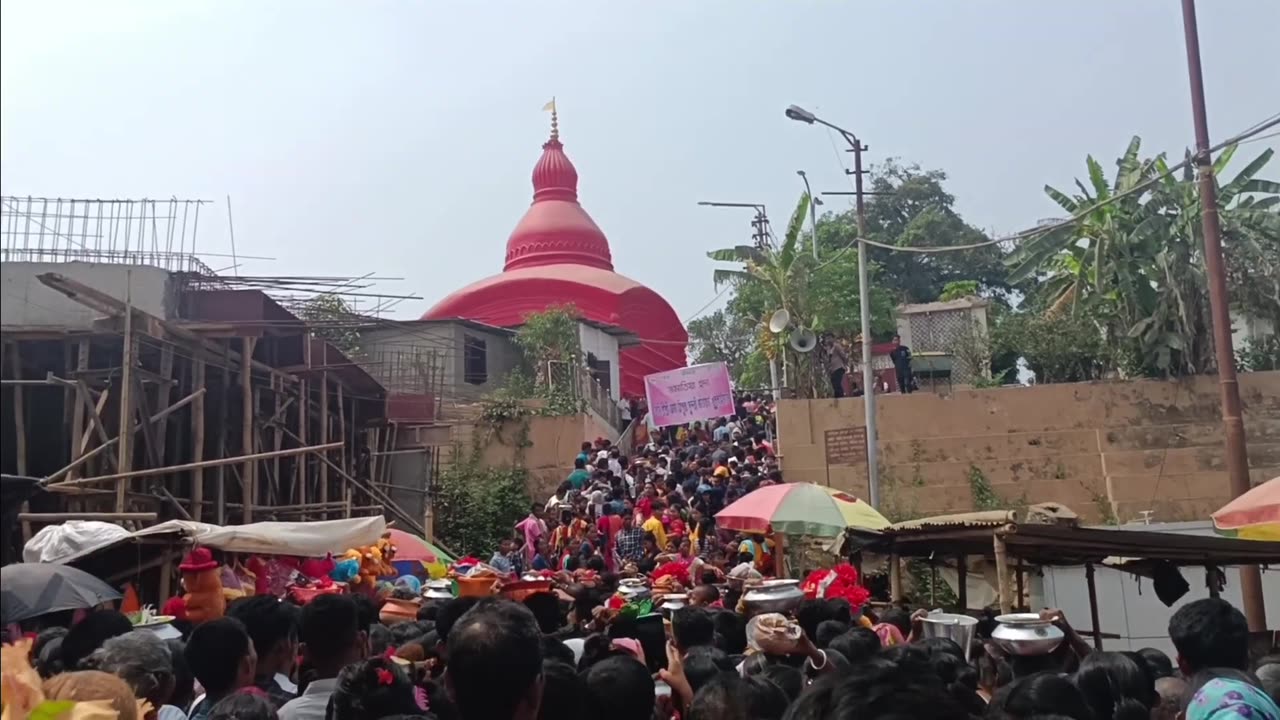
top-left (890, 334), bottom-right (914, 394)
top-left (821, 332), bottom-right (849, 399)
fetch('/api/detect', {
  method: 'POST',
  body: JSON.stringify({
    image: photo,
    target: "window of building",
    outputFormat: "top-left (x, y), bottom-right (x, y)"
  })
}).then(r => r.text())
top-left (463, 335), bottom-right (487, 385)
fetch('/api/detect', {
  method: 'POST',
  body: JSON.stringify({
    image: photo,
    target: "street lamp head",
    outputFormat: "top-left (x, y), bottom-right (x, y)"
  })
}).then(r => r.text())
top-left (696, 201), bottom-right (714, 206)
top-left (796, 170), bottom-right (807, 178)
top-left (813, 196), bottom-right (824, 206)
top-left (785, 105), bottom-right (817, 124)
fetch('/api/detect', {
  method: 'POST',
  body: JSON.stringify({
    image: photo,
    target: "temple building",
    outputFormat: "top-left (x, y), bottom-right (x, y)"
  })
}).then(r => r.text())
top-left (422, 112), bottom-right (687, 398)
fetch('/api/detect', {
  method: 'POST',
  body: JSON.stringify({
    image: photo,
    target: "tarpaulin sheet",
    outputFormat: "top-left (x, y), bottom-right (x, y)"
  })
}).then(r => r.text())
top-left (56, 516), bottom-right (387, 564)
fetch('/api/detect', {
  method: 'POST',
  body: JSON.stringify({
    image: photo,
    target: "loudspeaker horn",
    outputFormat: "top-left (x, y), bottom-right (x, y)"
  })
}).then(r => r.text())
top-left (789, 328), bottom-right (818, 353)
top-left (768, 308), bottom-right (791, 334)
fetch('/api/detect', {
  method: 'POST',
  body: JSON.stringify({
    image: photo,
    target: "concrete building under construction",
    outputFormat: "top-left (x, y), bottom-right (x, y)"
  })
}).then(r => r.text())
top-left (0, 196), bottom-right (451, 563)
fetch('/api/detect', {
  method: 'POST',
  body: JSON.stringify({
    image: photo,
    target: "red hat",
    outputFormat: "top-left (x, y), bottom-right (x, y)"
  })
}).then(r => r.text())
top-left (179, 546), bottom-right (218, 572)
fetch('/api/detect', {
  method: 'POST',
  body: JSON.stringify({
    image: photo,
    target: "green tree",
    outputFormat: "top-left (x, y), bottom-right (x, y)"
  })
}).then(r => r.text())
top-left (853, 161), bottom-right (1012, 304)
top-left (1007, 138), bottom-right (1279, 377)
top-left (686, 310), bottom-right (753, 378)
top-left (300, 293), bottom-right (360, 356)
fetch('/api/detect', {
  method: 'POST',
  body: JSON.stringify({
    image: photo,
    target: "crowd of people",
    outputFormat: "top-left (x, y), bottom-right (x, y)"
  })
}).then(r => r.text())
top-left (18, 586), bottom-right (1280, 720)
top-left (10, 397), bottom-right (1280, 720)
top-left (493, 394), bottom-right (781, 583)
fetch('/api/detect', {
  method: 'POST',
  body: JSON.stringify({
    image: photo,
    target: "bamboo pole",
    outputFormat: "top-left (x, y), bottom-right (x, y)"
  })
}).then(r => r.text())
top-left (994, 530), bottom-right (1013, 615)
top-left (19, 512), bottom-right (157, 523)
top-left (78, 382), bottom-right (112, 458)
top-left (159, 554), bottom-right (174, 605)
top-left (272, 375), bottom-right (282, 503)
top-left (44, 389), bottom-right (206, 484)
top-left (68, 340), bottom-right (89, 480)
top-left (320, 371), bottom-right (329, 505)
top-left (956, 555), bottom-right (968, 611)
top-left (191, 359), bottom-right (206, 521)
top-left (215, 345), bottom-right (229, 524)
top-left (277, 426), bottom-right (424, 535)
top-left (1085, 563), bottom-right (1103, 650)
top-left (336, 382), bottom-right (346, 476)
top-left (117, 280), bottom-right (136, 513)
top-left (155, 343), bottom-right (174, 462)
top-left (298, 334), bottom-right (311, 511)
top-left (889, 553), bottom-right (903, 603)
top-left (241, 337), bottom-right (257, 522)
top-left (9, 343), bottom-right (31, 541)
top-left (46, 441), bottom-right (343, 488)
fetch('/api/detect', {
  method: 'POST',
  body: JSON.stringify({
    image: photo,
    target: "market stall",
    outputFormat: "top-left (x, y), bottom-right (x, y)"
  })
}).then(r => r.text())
top-left (848, 509), bottom-right (1280, 649)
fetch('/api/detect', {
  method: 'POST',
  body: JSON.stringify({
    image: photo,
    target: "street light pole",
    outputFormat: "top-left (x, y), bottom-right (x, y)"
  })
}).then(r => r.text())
top-left (786, 105), bottom-right (880, 509)
top-left (1180, 0), bottom-right (1265, 631)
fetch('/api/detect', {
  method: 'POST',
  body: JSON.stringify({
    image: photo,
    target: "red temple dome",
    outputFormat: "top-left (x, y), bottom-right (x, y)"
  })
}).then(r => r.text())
top-left (423, 111), bottom-right (687, 397)
top-left (503, 131), bottom-right (613, 272)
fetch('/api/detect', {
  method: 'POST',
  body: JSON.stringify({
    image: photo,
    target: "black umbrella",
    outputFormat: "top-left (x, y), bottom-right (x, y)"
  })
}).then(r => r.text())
top-left (0, 563), bottom-right (122, 625)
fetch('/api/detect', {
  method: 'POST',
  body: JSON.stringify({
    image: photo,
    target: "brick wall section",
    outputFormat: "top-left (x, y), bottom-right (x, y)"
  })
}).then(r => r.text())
top-left (775, 372), bottom-right (1280, 523)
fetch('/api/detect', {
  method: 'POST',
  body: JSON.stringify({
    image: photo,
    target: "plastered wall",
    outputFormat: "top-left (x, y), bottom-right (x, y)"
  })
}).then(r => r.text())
top-left (776, 372), bottom-right (1280, 523)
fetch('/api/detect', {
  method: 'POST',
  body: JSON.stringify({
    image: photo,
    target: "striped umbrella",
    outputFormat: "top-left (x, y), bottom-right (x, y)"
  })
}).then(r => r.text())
top-left (387, 529), bottom-right (455, 578)
top-left (1212, 477), bottom-right (1279, 541)
top-left (715, 483), bottom-right (890, 537)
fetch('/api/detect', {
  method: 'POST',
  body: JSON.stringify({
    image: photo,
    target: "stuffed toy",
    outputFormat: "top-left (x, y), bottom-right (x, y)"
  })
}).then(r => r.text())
top-left (342, 545), bottom-right (383, 587)
top-left (331, 557), bottom-right (360, 584)
top-left (374, 532), bottom-right (397, 577)
top-left (300, 553), bottom-right (336, 580)
top-left (179, 547), bottom-right (225, 624)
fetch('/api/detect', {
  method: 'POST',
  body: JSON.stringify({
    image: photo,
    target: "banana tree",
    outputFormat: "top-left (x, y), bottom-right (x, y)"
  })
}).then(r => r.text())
top-left (708, 193), bottom-right (817, 394)
top-left (1007, 136), bottom-right (1279, 376)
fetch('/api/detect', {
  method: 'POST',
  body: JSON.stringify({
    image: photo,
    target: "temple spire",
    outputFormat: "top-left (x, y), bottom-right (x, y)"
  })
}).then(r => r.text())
top-left (542, 97), bottom-right (559, 142)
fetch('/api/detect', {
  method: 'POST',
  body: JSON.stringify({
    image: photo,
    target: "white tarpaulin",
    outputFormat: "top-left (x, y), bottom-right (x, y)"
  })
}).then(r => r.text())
top-left (24, 520), bottom-right (131, 563)
top-left (56, 516), bottom-right (387, 564)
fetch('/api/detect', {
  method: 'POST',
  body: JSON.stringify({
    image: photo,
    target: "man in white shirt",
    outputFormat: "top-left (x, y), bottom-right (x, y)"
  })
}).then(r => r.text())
top-left (278, 595), bottom-right (367, 720)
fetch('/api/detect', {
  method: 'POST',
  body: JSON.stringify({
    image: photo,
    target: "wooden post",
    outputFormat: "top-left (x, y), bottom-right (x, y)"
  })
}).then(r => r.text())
top-left (1015, 562), bottom-right (1025, 612)
top-left (320, 371), bottom-right (329, 505)
top-left (191, 359), bottom-right (206, 521)
top-left (9, 342), bottom-right (31, 541)
top-left (117, 274), bottom-right (137, 513)
top-left (215, 348), bottom-right (229, 525)
top-left (1085, 562), bottom-right (1103, 650)
top-left (956, 555), bottom-right (968, 611)
top-left (241, 337), bottom-right (257, 523)
top-left (773, 533), bottom-right (786, 578)
top-left (78, 381), bottom-right (113, 460)
top-left (1207, 565), bottom-right (1222, 599)
top-left (154, 343), bottom-right (174, 462)
top-left (159, 553), bottom-right (174, 604)
top-left (889, 554), bottom-right (903, 603)
top-left (298, 334), bottom-right (311, 510)
top-left (994, 531), bottom-right (1013, 615)
top-left (929, 561), bottom-right (938, 607)
top-left (62, 341), bottom-right (75, 445)
top-left (336, 382), bottom-right (347, 476)
top-left (69, 340), bottom-right (90, 480)
top-left (272, 376), bottom-right (283, 504)
top-left (44, 388), bottom-right (205, 485)
top-left (369, 427), bottom-right (381, 497)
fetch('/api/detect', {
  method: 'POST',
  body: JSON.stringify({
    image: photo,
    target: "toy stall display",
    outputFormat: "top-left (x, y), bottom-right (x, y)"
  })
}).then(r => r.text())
top-left (178, 548), bottom-right (225, 624)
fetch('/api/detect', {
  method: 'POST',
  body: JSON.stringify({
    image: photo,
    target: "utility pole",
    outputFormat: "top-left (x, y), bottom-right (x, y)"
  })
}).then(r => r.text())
top-left (850, 139), bottom-right (879, 510)
top-left (1180, 0), bottom-right (1265, 631)
top-left (785, 105), bottom-right (880, 509)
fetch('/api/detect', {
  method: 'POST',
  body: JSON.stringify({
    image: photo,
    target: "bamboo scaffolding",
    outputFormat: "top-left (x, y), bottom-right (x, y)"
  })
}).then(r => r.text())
top-left (44, 388), bottom-right (206, 484)
top-left (45, 441), bottom-right (343, 489)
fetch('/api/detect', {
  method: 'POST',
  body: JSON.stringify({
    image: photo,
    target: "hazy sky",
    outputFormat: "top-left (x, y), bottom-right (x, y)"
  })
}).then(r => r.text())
top-left (3, 1), bottom-right (1277, 322)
